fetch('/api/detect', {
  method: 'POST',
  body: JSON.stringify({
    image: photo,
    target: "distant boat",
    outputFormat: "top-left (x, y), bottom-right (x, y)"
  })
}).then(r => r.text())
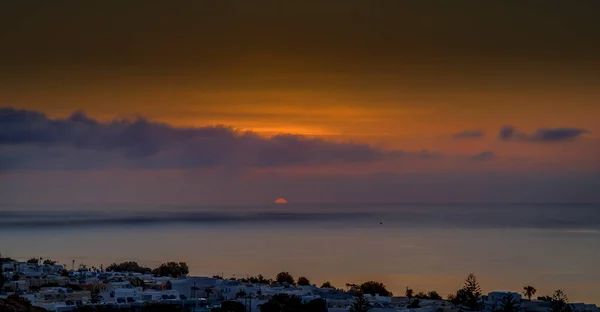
top-left (274, 198), bottom-right (288, 204)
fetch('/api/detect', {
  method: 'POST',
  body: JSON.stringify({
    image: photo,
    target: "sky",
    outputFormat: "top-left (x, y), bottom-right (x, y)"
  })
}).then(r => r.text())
top-left (0, 1), bottom-right (599, 205)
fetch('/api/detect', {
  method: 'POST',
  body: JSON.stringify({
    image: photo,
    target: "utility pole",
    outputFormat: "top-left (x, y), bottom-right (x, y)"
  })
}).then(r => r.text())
top-left (244, 295), bottom-right (252, 312)
top-left (193, 282), bottom-right (198, 310)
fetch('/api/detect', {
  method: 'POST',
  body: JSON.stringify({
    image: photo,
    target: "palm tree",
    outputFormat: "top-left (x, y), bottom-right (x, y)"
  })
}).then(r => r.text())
top-left (523, 286), bottom-right (537, 301)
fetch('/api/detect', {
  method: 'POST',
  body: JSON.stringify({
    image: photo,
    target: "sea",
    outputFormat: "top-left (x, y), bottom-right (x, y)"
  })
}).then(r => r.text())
top-left (1, 203), bottom-right (599, 304)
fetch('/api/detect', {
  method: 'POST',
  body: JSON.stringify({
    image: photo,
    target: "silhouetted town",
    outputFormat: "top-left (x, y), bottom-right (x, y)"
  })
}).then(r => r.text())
top-left (1, 256), bottom-right (598, 312)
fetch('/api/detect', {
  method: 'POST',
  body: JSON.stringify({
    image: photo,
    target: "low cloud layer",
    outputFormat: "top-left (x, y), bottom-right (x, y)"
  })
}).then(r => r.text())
top-left (9, 107), bottom-right (572, 171)
top-left (453, 130), bottom-right (484, 140)
top-left (499, 126), bottom-right (588, 143)
top-left (0, 107), bottom-right (392, 170)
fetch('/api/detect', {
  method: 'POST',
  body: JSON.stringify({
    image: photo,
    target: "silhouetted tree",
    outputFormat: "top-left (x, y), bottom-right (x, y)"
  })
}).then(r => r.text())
top-left (414, 292), bottom-right (428, 299)
top-left (26, 258), bottom-right (39, 264)
top-left (129, 277), bottom-right (145, 287)
top-left (346, 283), bottom-right (359, 292)
top-left (90, 286), bottom-right (102, 304)
top-left (276, 271), bottom-right (295, 285)
top-left (297, 276), bottom-right (311, 286)
top-left (305, 298), bottom-right (328, 312)
top-left (447, 294), bottom-right (457, 302)
top-left (321, 281), bottom-right (334, 288)
top-left (406, 287), bottom-right (414, 303)
top-left (240, 274), bottom-right (270, 284)
top-left (204, 287), bottom-right (213, 299)
top-left (152, 262), bottom-right (189, 277)
top-left (408, 298), bottom-right (422, 309)
top-left (260, 301), bottom-right (280, 312)
top-left (453, 273), bottom-right (482, 311)
top-left (359, 281), bottom-right (392, 296)
top-left (538, 295), bottom-right (553, 301)
top-left (6, 294), bottom-right (33, 309)
top-left (106, 261), bottom-right (151, 274)
top-left (523, 286), bottom-right (537, 301)
top-left (496, 294), bottom-right (520, 312)
top-left (0, 253), bottom-right (16, 264)
top-left (235, 290), bottom-right (247, 299)
top-left (42, 259), bottom-right (57, 265)
top-left (428, 291), bottom-right (442, 300)
top-left (256, 274), bottom-right (271, 284)
top-left (350, 294), bottom-right (371, 312)
top-left (550, 290), bottom-right (572, 312)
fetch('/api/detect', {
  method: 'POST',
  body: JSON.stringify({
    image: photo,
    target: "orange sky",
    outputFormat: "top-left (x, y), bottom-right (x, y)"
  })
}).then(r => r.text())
top-left (3, 80), bottom-right (598, 160)
top-left (1, 0), bottom-right (599, 173)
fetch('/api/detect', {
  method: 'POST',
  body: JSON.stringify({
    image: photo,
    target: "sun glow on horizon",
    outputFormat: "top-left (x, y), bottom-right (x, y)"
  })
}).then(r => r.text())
top-left (237, 126), bottom-right (340, 137)
top-left (274, 198), bottom-right (288, 204)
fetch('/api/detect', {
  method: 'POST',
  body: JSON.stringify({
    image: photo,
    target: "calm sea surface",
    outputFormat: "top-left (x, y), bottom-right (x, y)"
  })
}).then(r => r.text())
top-left (1, 203), bottom-right (599, 303)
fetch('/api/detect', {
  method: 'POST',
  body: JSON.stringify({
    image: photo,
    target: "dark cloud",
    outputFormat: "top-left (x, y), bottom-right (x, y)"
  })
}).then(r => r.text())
top-left (468, 151), bottom-right (497, 162)
top-left (530, 128), bottom-right (590, 142)
top-left (0, 107), bottom-right (388, 170)
top-left (452, 130), bottom-right (484, 139)
top-left (499, 126), bottom-right (517, 140)
top-left (499, 126), bottom-right (588, 143)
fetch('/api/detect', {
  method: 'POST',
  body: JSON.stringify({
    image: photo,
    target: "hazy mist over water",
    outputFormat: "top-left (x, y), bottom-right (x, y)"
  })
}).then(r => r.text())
top-left (1, 203), bottom-right (599, 303)
top-left (1, 203), bottom-right (599, 230)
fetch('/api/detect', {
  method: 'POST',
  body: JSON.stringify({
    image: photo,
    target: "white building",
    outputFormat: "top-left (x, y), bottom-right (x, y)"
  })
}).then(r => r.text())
top-left (569, 303), bottom-right (599, 312)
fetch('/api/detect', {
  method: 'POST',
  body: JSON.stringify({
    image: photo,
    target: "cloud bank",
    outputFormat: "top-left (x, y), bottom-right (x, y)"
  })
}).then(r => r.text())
top-left (499, 126), bottom-right (588, 143)
top-left (15, 107), bottom-right (593, 171)
top-left (1, 107), bottom-right (396, 170)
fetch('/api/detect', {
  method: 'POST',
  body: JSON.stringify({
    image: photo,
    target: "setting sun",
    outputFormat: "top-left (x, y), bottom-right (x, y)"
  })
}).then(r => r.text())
top-left (274, 198), bottom-right (288, 204)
